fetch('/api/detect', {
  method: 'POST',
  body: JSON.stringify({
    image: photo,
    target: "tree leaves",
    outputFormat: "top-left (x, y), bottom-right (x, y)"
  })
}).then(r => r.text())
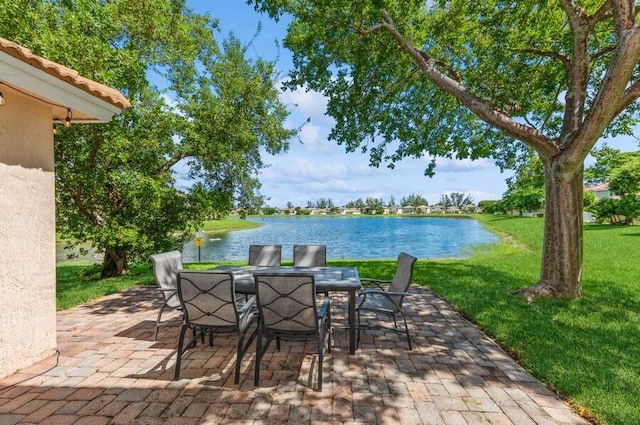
top-left (1, 0), bottom-right (294, 275)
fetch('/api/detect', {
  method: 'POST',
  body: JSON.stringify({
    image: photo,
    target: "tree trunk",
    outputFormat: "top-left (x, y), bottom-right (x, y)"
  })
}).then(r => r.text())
top-left (101, 247), bottom-right (129, 278)
top-left (515, 158), bottom-right (583, 300)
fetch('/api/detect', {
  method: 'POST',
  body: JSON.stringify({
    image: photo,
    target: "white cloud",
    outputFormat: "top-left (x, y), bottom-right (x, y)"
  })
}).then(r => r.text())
top-left (280, 85), bottom-right (332, 122)
top-left (424, 156), bottom-right (497, 173)
top-left (296, 122), bottom-right (334, 153)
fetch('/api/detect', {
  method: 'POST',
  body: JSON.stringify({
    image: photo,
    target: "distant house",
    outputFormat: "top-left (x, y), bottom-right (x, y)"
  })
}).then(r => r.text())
top-left (430, 204), bottom-right (444, 214)
top-left (383, 205), bottom-right (400, 214)
top-left (309, 208), bottom-right (329, 215)
top-left (340, 208), bottom-right (361, 215)
top-left (585, 183), bottom-right (614, 199)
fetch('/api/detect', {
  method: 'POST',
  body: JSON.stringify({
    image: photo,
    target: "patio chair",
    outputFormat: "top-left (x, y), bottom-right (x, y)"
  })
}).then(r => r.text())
top-left (356, 252), bottom-right (417, 350)
top-left (293, 244), bottom-right (327, 267)
top-left (174, 270), bottom-right (258, 383)
top-left (150, 250), bottom-right (183, 341)
top-left (253, 272), bottom-right (331, 391)
top-left (248, 244), bottom-right (282, 266)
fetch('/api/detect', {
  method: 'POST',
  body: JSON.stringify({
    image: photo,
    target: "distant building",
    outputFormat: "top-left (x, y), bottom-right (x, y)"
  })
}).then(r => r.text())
top-left (585, 183), bottom-right (613, 199)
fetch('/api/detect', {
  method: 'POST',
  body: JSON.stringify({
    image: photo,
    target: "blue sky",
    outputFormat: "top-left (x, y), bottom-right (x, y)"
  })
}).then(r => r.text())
top-left (185, 1), bottom-right (638, 208)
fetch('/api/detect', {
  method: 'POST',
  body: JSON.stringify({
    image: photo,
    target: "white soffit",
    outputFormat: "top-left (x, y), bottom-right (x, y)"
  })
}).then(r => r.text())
top-left (0, 51), bottom-right (123, 123)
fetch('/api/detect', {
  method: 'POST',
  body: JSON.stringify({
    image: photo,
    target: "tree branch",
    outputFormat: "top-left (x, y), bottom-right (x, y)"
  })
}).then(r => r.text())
top-left (375, 9), bottom-right (560, 158)
top-left (154, 151), bottom-right (189, 176)
top-left (566, 26), bottom-right (640, 164)
top-left (511, 47), bottom-right (570, 69)
top-left (610, 0), bottom-right (636, 36)
top-left (615, 79), bottom-right (640, 115)
top-left (592, 44), bottom-right (617, 59)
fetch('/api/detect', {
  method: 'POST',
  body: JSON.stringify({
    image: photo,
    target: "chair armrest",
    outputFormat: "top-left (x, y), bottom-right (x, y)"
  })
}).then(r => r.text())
top-left (154, 287), bottom-right (177, 293)
top-left (360, 278), bottom-right (392, 290)
top-left (358, 288), bottom-right (408, 296)
top-left (379, 290), bottom-right (409, 297)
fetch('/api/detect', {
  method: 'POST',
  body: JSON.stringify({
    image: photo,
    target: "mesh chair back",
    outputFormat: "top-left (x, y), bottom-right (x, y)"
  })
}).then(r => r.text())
top-left (388, 252), bottom-right (418, 306)
top-left (177, 271), bottom-right (238, 329)
top-left (293, 245), bottom-right (327, 267)
top-left (151, 250), bottom-right (182, 308)
top-left (248, 245), bottom-right (282, 266)
top-left (254, 273), bottom-right (318, 334)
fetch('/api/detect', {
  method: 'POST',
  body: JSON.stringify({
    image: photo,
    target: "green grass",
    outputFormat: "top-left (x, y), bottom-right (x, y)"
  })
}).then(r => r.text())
top-left (199, 218), bottom-right (260, 232)
top-left (55, 215), bottom-right (640, 425)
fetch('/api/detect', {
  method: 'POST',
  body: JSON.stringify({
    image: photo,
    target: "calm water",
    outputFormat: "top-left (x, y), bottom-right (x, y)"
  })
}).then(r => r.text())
top-left (182, 216), bottom-right (498, 262)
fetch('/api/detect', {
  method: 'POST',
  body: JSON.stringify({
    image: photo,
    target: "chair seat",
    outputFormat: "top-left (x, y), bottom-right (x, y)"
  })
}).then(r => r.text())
top-left (357, 292), bottom-right (400, 314)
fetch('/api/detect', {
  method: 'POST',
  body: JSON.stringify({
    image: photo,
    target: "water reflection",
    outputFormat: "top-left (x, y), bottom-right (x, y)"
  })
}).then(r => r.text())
top-left (182, 216), bottom-right (498, 263)
top-left (56, 216), bottom-right (498, 264)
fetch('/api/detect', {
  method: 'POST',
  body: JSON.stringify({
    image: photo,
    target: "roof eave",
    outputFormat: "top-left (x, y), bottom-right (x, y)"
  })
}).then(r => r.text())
top-left (0, 50), bottom-right (127, 123)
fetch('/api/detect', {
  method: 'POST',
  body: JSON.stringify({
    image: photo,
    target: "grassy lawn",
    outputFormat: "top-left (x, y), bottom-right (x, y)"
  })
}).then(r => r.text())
top-left (55, 215), bottom-right (639, 425)
top-left (199, 217), bottom-right (260, 232)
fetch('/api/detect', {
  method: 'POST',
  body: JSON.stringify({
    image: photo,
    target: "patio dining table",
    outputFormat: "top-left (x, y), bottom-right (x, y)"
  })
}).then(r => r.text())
top-left (212, 265), bottom-right (362, 354)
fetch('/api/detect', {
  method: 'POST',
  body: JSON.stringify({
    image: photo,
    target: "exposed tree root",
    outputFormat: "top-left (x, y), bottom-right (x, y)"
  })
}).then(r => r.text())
top-left (512, 282), bottom-right (558, 303)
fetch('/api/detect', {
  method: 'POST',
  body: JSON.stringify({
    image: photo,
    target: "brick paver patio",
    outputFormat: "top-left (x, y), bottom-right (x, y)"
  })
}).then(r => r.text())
top-left (0, 286), bottom-right (589, 424)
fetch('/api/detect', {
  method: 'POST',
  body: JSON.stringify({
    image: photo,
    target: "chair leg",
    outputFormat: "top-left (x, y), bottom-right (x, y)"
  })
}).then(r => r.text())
top-left (327, 307), bottom-right (332, 354)
top-left (318, 342), bottom-right (324, 391)
top-left (254, 332), bottom-right (262, 386)
top-left (356, 309), bottom-right (362, 349)
top-left (236, 327), bottom-right (258, 385)
top-left (174, 325), bottom-right (188, 380)
top-left (400, 312), bottom-right (412, 350)
top-left (235, 331), bottom-right (245, 384)
top-left (154, 302), bottom-right (168, 341)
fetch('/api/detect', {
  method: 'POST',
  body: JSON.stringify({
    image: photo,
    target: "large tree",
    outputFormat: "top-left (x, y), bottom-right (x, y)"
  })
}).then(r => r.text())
top-left (1, 0), bottom-right (295, 277)
top-left (252, 0), bottom-right (640, 298)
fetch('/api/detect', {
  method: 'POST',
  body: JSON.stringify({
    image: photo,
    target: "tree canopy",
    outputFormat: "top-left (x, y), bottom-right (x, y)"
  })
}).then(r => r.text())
top-left (251, 0), bottom-right (640, 298)
top-left (586, 147), bottom-right (640, 223)
top-left (1, 0), bottom-right (295, 277)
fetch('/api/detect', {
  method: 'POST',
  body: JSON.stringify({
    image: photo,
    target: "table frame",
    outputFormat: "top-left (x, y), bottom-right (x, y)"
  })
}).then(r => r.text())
top-left (212, 265), bottom-right (361, 354)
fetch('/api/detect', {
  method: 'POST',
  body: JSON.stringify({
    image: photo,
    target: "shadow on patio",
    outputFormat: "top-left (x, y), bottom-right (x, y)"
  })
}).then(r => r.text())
top-left (0, 286), bottom-right (587, 424)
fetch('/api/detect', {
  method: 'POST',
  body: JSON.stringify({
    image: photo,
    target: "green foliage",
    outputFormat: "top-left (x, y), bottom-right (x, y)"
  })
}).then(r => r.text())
top-left (364, 197), bottom-right (384, 214)
top-left (251, 1), bottom-right (639, 172)
top-left (441, 192), bottom-right (473, 210)
top-left (478, 200), bottom-right (501, 214)
top-left (587, 150), bottom-right (640, 223)
top-left (591, 197), bottom-right (623, 223)
top-left (585, 146), bottom-right (627, 186)
top-left (1, 0), bottom-right (295, 276)
top-left (583, 190), bottom-right (596, 211)
top-left (400, 194), bottom-right (429, 208)
top-left (609, 156), bottom-right (640, 198)
top-left (261, 207), bottom-right (279, 215)
top-left (310, 198), bottom-right (336, 209)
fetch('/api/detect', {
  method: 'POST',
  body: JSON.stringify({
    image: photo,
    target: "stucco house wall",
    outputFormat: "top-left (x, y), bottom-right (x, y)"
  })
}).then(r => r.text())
top-left (0, 36), bottom-right (129, 379)
top-left (0, 90), bottom-right (57, 377)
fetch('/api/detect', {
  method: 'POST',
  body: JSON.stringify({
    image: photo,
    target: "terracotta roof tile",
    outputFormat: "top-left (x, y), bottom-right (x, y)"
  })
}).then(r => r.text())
top-left (0, 37), bottom-right (131, 110)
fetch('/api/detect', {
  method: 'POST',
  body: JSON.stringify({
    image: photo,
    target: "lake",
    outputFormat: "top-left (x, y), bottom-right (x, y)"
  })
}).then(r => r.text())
top-left (182, 216), bottom-right (498, 262)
